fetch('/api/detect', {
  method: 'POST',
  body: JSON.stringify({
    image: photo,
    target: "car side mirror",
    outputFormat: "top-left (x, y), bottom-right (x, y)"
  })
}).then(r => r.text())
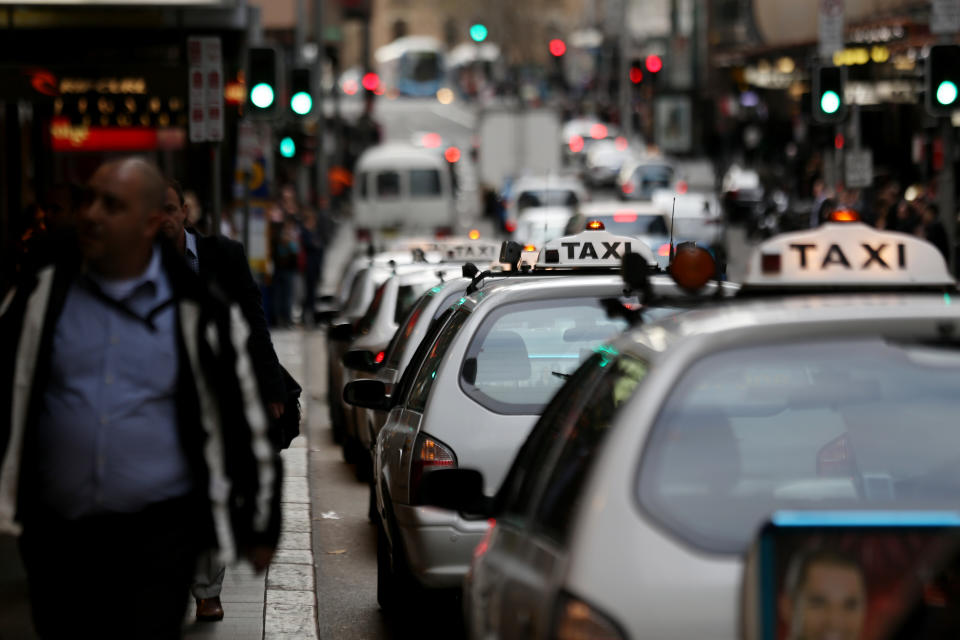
top-left (417, 468), bottom-right (494, 516)
top-left (329, 322), bottom-right (354, 342)
top-left (462, 358), bottom-right (477, 385)
top-left (342, 349), bottom-right (380, 373)
top-left (343, 379), bottom-right (391, 411)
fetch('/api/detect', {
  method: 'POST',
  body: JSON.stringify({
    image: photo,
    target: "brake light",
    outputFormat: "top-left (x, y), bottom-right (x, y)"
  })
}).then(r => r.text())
top-left (658, 243), bottom-right (671, 257)
top-left (569, 135), bottom-right (585, 153)
top-left (504, 220), bottom-right (517, 233)
top-left (374, 350), bottom-right (385, 364)
top-left (676, 180), bottom-right (688, 194)
top-left (356, 227), bottom-right (371, 242)
top-left (434, 226), bottom-right (452, 238)
top-left (612, 211), bottom-right (637, 223)
top-left (553, 593), bottom-right (625, 640)
top-left (410, 434), bottom-right (456, 504)
top-left (621, 182), bottom-right (634, 195)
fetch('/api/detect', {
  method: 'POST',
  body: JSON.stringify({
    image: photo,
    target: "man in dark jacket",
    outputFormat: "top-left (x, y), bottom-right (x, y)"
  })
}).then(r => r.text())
top-left (0, 158), bottom-right (282, 638)
top-left (162, 179), bottom-right (287, 621)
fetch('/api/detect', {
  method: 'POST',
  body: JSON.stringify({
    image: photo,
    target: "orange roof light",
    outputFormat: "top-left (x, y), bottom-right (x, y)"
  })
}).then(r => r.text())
top-left (586, 220), bottom-right (605, 230)
top-left (523, 244), bottom-right (536, 252)
top-left (828, 208), bottom-right (860, 223)
top-left (670, 243), bottom-right (716, 292)
top-left (468, 228), bottom-right (481, 240)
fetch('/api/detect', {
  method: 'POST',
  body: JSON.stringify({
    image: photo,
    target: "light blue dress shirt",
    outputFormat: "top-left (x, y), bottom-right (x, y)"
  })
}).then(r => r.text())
top-left (35, 246), bottom-right (193, 519)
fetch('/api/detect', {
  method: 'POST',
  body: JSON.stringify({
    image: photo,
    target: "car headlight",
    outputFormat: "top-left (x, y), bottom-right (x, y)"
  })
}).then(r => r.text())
top-left (552, 592), bottom-right (625, 640)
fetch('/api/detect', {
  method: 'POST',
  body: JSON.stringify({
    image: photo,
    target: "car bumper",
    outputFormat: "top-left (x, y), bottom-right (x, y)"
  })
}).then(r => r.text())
top-left (393, 504), bottom-right (490, 589)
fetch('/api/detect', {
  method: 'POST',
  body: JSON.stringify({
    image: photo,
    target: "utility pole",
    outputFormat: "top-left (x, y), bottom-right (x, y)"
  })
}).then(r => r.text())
top-left (314, 0), bottom-right (328, 213)
top-left (618, 0), bottom-right (632, 140)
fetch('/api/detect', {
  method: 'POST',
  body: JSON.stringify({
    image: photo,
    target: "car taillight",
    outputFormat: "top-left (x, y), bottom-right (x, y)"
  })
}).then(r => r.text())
top-left (435, 226), bottom-right (452, 238)
top-left (410, 433), bottom-right (456, 504)
top-left (553, 593), bottom-right (625, 640)
top-left (356, 227), bottom-right (371, 242)
top-left (621, 182), bottom-right (634, 195)
top-left (374, 350), bottom-right (385, 364)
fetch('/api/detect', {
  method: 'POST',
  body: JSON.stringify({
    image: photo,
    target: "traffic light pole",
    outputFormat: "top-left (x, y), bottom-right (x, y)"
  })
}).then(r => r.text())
top-left (314, 0), bottom-right (329, 214)
top-left (940, 117), bottom-right (956, 274)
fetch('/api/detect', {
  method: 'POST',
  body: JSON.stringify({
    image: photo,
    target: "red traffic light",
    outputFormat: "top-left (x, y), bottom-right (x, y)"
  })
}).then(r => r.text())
top-left (361, 72), bottom-right (380, 91)
top-left (645, 54), bottom-right (663, 73)
top-left (549, 39), bottom-right (567, 57)
top-left (629, 67), bottom-right (643, 84)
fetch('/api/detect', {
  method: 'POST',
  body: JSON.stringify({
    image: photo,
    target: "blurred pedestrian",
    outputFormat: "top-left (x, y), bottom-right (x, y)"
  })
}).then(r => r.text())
top-left (271, 216), bottom-right (300, 328)
top-left (0, 158), bottom-right (282, 638)
top-left (914, 202), bottom-right (949, 260)
top-left (299, 209), bottom-right (324, 327)
top-left (162, 179), bottom-right (290, 621)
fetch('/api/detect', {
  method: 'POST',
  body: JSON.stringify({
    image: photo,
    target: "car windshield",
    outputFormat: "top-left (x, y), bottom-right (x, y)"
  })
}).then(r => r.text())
top-left (517, 189), bottom-right (579, 209)
top-left (515, 218), bottom-right (570, 246)
top-left (594, 213), bottom-right (668, 236)
top-left (638, 338), bottom-right (960, 554)
top-left (461, 298), bottom-right (629, 414)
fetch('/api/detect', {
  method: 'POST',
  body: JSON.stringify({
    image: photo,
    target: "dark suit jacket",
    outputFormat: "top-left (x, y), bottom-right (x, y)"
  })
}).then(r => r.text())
top-left (192, 231), bottom-right (286, 404)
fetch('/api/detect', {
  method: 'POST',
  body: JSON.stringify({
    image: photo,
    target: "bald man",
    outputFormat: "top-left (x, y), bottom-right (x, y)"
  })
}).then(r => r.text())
top-left (0, 158), bottom-right (282, 638)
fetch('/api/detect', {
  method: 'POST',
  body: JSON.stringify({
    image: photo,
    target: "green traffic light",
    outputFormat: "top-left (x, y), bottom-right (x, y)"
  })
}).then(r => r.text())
top-left (251, 82), bottom-right (275, 109)
top-left (290, 91), bottom-right (313, 115)
top-left (937, 80), bottom-right (958, 106)
top-left (469, 23), bottom-right (488, 42)
top-left (279, 136), bottom-right (296, 158)
top-left (820, 90), bottom-right (841, 115)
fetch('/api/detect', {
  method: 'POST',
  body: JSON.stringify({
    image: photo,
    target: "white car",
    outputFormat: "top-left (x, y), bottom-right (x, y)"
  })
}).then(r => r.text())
top-left (428, 219), bottom-right (960, 639)
top-left (503, 174), bottom-right (587, 231)
top-left (510, 206), bottom-right (575, 250)
top-left (584, 138), bottom-right (636, 188)
top-left (618, 156), bottom-right (675, 201)
top-left (346, 229), bottom-right (738, 614)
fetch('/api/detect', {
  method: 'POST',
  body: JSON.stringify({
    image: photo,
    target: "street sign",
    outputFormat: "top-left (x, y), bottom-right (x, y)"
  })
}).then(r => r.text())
top-left (845, 148), bottom-right (873, 188)
top-left (818, 0), bottom-right (844, 60)
top-left (932, 0), bottom-right (960, 35)
top-left (187, 36), bottom-right (223, 143)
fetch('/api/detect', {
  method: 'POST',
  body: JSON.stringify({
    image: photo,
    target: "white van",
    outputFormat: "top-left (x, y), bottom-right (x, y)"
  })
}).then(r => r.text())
top-left (353, 143), bottom-right (456, 237)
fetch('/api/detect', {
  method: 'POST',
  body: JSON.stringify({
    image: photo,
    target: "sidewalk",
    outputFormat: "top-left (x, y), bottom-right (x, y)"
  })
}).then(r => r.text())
top-left (184, 328), bottom-right (319, 640)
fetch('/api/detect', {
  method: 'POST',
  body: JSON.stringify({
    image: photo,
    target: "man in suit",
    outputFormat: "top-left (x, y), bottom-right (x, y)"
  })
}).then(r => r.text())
top-left (162, 180), bottom-right (288, 621)
top-left (1, 158), bottom-right (282, 638)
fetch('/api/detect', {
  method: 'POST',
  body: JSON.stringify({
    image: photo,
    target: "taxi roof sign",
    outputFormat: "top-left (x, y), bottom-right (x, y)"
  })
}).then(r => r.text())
top-left (744, 222), bottom-right (954, 289)
top-left (536, 229), bottom-right (657, 268)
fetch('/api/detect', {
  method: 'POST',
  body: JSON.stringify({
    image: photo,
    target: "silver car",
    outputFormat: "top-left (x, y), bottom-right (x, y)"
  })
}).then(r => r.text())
top-left (432, 221), bottom-right (960, 639)
top-left (347, 228), bottom-right (735, 613)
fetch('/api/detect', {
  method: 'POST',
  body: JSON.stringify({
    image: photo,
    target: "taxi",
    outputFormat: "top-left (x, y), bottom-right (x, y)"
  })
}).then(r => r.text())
top-left (344, 226), bottom-right (737, 613)
top-left (338, 263), bottom-right (468, 473)
top-left (420, 216), bottom-right (960, 639)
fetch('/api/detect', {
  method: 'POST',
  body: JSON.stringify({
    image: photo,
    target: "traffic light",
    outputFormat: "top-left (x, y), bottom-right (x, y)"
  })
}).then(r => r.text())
top-left (645, 54), bottom-right (663, 74)
top-left (279, 135), bottom-right (296, 158)
top-left (926, 44), bottom-right (960, 117)
top-left (812, 64), bottom-right (847, 124)
top-left (247, 47), bottom-right (278, 117)
top-left (469, 23), bottom-right (488, 43)
top-left (289, 67), bottom-right (313, 116)
top-left (549, 39), bottom-right (566, 57)
top-left (629, 59), bottom-right (644, 85)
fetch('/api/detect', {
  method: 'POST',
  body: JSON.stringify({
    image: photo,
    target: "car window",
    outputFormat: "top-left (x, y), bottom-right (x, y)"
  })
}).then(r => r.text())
top-left (638, 338), bottom-right (960, 554)
top-left (395, 282), bottom-right (434, 325)
top-left (354, 281), bottom-right (387, 335)
top-left (497, 352), bottom-right (614, 525)
top-left (517, 189), bottom-right (579, 210)
top-left (406, 306), bottom-right (472, 413)
top-left (376, 171), bottom-right (401, 198)
top-left (384, 288), bottom-right (435, 371)
top-left (532, 351), bottom-right (649, 544)
top-left (595, 213), bottom-right (668, 236)
top-left (342, 268), bottom-right (370, 317)
top-left (409, 169), bottom-right (441, 197)
top-left (358, 172), bottom-right (368, 200)
top-left (461, 299), bottom-right (628, 415)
